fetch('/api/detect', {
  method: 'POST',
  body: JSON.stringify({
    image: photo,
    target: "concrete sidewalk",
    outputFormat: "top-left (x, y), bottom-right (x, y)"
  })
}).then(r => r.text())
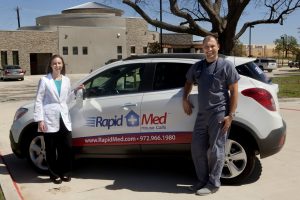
top-left (0, 151), bottom-right (22, 200)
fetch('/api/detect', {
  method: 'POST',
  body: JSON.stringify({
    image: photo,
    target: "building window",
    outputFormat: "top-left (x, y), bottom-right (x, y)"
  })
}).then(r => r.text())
top-left (63, 47), bottom-right (68, 55)
top-left (82, 47), bottom-right (88, 55)
top-left (117, 55), bottom-right (122, 60)
top-left (73, 47), bottom-right (78, 55)
top-left (12, 51), bottom-right (19, 65)
top-left (117, 46), bottom-right (122, 54)
top-left (143, 46), bottom-right (147, 54)
top-left (1, 51), bottom-right (8, 66)
top-left (131, 46), bottom-right (136, 54)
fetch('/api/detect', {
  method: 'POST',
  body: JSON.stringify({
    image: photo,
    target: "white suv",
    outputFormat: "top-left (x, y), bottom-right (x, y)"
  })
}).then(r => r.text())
top-left (10, 54), bottom-right (286, 184)
top-left (254, 58), bottom-right (278, 72)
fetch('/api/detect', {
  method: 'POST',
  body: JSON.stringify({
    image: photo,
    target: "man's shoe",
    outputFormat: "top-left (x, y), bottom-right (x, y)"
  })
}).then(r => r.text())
top-left (188, 182), bottom-right (205, 192)
top-left (50, 176), bottom-right (62, 184)
top-left (61, 176), bottom-right (71, 182)
top-left (196, 185), bottom-right (219, 196)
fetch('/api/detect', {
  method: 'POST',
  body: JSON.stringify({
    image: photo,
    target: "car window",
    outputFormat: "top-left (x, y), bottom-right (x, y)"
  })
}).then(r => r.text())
top-left (153, 62), bottom-right (192, 90)
top-left (84, 64), bottom-right (145, 98)
top-left (236, 62), bottom-right (270, 84)
top-left (6, 66), bottom-right (20, 69)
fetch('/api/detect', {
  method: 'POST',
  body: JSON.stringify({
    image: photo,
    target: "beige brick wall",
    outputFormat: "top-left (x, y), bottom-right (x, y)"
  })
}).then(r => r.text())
top-left (126, 18), bottom-right (158, 56)
top-left (0, 30), bottom-right (58, 74)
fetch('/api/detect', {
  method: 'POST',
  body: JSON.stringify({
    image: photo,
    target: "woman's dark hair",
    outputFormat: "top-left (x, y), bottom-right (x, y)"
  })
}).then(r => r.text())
top-left (47, 54), bottom-right (66, 75)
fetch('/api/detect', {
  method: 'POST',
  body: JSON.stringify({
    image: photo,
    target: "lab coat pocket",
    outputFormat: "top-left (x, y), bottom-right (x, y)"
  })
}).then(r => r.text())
top-left (44, 110), bottom-right (58, 124)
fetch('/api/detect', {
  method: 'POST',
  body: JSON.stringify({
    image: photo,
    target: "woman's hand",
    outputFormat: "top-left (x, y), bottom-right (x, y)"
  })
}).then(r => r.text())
top-left (76, 84), bottom-right (85, 91)
top-left (38, 121), bottom-right (47, 132)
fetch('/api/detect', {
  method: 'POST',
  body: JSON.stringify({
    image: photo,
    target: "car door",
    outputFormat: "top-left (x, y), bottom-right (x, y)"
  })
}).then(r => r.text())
top-left (70, 63), bottom-right (146, 155)
top-left (140, 61), bottom-right (198, 154)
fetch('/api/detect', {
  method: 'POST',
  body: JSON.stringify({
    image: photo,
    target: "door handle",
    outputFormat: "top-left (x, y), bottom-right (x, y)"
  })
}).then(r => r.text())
top-left (122, 103), bottom-right (138, 110)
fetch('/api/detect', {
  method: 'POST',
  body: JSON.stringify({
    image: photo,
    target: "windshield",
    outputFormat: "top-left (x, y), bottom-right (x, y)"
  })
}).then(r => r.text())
top-left (236, 62), bottom-right (270, 84)
top-left (6, 66), bottom-right (21, 70)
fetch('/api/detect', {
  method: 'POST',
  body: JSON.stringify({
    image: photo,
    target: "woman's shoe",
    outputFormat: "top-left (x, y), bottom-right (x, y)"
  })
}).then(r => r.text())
top-left (50, 176), bottom-right (62, 184)
top-left (61, 176), bottom-right (71, 182)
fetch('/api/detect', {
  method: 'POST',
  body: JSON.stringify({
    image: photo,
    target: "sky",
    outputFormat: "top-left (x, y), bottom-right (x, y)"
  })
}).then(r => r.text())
top-left (0, 0), bottom-right (299, 45)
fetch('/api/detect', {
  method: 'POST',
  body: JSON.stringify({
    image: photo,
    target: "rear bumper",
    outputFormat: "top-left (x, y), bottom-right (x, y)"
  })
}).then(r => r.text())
top-left (259, 120), bottom-right (286, 158)
top-left (3, 74), bottom-right (24, 79)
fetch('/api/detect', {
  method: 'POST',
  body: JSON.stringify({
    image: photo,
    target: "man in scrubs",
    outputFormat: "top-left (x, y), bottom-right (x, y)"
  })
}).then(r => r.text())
top-left (182, 35), bottom-right (240, 195)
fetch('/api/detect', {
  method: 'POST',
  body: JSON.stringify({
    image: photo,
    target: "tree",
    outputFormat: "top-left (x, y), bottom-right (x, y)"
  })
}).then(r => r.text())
top-left (148, 42), bottom-right (161, 54)
top-left (274, 35), bottom-right (299, 58)
top-left (123, 0), bottom-right (300, 55)
top-left (232, 40), bottom-right (247, 57)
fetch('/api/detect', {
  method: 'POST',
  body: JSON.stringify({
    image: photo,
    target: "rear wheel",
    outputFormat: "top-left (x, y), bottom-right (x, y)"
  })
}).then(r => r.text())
top-left (221, 137), bottom-right (256, 184)
top-left (24, 132), bottom-right (48, 173)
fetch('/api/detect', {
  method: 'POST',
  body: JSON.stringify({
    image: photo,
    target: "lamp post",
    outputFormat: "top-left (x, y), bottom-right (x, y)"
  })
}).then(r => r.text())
top-left (248, 25), bottom-right (254, 57)
top-left (159, 0), bottom-right (163, 53)
top-left (281, 36), bottom-right (285, 67)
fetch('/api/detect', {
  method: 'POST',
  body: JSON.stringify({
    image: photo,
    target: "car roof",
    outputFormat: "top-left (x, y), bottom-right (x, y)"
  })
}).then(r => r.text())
top-left (126, 53), bottom-right (255, 67)
top-left (225, 56), bottom-right (256, 66)
top-left (125, 53), bottom-right (224, 60)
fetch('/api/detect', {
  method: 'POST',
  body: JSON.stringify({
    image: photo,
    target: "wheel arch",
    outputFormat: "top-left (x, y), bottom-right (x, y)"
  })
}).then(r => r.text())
top-left (19, 122), bottom-right (38, 156)
top-left (230, 121), bottom-right (260, 155)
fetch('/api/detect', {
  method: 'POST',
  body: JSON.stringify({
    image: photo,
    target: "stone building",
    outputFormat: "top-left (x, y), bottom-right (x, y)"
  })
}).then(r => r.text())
top-left (161, 33), bottom-right (203, 53)
top-left (0, 31), bottom-right (58, 74)
top-left (0, 2), bottom-right (159, 74)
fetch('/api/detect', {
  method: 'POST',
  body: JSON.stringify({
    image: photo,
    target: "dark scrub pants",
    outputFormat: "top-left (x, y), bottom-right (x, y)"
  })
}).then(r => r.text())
top-left (186, 58), bottom-right (240, 188)
top-left (44, 118), bottom-right (72, 178)
top-left (191, 111), bottom-right (227, 187)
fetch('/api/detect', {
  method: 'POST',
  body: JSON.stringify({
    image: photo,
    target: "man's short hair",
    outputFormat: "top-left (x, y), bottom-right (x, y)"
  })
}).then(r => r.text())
top-left (203, 35), bottom-right (219, 44)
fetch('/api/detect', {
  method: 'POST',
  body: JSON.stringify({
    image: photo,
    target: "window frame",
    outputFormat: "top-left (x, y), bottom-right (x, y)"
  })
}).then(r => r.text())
top-left (63, 47), bottom-right (68, 55)
top-left (82, 46), bottom-right (88, 55)
top-left (73, 46), bottom-right (78, 55)
top-left (83, 63), bottom-right (148, 99)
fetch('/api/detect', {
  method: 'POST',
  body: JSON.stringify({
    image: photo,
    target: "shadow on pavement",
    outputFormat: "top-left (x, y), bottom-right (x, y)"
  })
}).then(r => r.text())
top-left (4, 153), bottom-right (262, 194)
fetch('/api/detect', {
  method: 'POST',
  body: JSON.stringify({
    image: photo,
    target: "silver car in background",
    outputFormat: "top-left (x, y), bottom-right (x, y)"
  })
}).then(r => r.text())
top-left (0, 65), bottom-right (25, 81)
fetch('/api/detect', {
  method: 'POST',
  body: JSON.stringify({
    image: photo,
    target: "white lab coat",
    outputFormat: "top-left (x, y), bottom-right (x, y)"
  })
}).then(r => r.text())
top-left (33, 73), bottom-right (74, 132)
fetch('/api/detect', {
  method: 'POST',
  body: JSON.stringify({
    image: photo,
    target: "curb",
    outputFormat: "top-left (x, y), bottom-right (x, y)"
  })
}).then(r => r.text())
top-left (0, 151), bottom-right (24, 200)
top-left (279, 98), bottom-right (300, 102)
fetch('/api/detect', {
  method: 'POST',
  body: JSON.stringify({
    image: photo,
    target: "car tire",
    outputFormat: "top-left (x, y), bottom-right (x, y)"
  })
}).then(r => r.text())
top-left (24, 131), bottom-right (48, 173)
top-left (221, 136), bottom-right (256, 184)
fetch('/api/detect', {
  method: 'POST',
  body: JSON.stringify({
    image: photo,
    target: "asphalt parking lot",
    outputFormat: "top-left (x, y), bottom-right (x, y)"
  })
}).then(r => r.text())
top-left (1, 69), bottom-right (300, 200)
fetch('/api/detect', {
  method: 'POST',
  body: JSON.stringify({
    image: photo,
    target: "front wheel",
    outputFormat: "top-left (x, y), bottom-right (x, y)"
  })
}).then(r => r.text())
top-left (221, 138), bottom-right (256, 184)
top-left (24, 132), bottom-right (48, 173)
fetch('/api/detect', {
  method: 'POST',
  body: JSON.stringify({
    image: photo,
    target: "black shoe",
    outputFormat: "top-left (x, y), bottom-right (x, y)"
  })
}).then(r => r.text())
top-left (61, 176), bottom-right (71, 182)
top-left (50, 176), bottom-right (62, 184)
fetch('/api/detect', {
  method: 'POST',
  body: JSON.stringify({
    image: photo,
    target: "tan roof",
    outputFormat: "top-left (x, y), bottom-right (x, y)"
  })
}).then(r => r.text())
top-left (62, 2), bottom-right (124, 16)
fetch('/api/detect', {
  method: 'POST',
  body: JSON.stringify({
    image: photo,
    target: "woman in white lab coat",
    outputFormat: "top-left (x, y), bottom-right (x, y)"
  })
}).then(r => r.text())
top-left (34, 55), bottom-right (83, 184)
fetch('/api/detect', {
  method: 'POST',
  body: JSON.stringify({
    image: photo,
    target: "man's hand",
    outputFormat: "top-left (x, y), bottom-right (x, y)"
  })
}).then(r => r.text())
top-left (183, 98), bottom-right (193, 115)
top-left (182, 81), bottom-right (194, 115)
top-left (222, 116), bottom-right (232, 133)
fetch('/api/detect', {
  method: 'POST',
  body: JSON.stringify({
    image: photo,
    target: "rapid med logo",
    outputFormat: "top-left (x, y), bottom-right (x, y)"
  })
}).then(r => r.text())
top-left (85, 110), bottom-right (167, 129)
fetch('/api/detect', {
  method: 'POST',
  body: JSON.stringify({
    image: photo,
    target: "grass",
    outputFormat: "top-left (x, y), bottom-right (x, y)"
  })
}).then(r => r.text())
top-left (272, 75), bottom-right (300, 98)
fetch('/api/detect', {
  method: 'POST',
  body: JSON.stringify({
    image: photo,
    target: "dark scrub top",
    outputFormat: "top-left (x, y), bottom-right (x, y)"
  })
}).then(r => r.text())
top-left (186, 58), bottom-right (240, 113)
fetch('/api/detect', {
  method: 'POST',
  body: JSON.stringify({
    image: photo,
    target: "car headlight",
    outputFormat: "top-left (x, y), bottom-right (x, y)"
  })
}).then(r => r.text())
top-left (14, 108), bottom-right (28, 121)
